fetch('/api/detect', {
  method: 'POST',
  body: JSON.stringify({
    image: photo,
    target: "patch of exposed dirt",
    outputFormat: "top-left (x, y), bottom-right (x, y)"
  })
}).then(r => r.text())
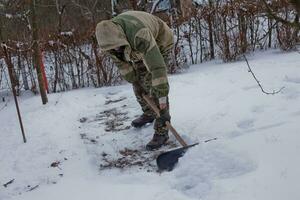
top-left (99, 141), bottom-right (178, 172)
top-left (97, 108), bottom-right (131, 132)
top-left (80, 108), bottom-right (131, 132)
top-left (80, 133), bottom-right (99, 144)
top-left (105, 97), bottom-right (127, 105)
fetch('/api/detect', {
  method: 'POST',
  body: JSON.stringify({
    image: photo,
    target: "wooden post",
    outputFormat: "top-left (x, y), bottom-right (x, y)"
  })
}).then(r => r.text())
top-left (1, 43), bottom-right (27, 143)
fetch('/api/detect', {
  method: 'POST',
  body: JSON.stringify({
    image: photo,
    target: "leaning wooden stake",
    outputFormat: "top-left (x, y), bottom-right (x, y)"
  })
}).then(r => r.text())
top-left (1, 43), bottom-right (27, 143)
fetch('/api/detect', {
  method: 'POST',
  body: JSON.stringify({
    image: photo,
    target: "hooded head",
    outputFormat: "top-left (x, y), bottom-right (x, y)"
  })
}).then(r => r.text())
top-left (95, 20), bottom-right (129, 52)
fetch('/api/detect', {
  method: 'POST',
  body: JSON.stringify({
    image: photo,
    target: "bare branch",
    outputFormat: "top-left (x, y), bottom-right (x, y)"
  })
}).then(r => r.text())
top-left (3, 179), bottom-right (14, 187)
top-left (261, 0), bottom-right (300, 29)
top-left (243, 55), bottom-right (285, 95)
top-left (71, 0), bottom-right (93, 20)
top-left (150, 0), bottom-right (164, 14)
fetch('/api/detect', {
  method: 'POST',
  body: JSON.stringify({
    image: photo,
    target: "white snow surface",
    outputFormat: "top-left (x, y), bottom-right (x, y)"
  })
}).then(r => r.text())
top-left (1, 50), bottom-right (300, 200)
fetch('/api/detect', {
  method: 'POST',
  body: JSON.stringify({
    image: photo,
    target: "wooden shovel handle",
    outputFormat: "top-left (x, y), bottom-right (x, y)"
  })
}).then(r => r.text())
top-left (142, 94), bottom-right (188, 147)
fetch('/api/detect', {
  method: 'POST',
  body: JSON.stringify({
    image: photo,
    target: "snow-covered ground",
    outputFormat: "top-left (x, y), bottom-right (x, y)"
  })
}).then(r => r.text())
top-left (1, 50), bottom-right (300, 200)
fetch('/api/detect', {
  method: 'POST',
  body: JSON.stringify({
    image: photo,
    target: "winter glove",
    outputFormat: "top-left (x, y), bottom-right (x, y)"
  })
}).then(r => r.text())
top-left (157, 108), bottom-right (171, 125)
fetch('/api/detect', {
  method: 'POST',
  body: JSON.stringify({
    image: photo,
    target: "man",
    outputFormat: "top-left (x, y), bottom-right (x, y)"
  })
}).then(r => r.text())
top-left (96, 10), bottom-right (174, 150)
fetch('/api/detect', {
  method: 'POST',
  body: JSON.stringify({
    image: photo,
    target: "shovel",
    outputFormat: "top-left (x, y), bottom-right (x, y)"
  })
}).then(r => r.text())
top-left (142, 94), bottom-right (199, 171)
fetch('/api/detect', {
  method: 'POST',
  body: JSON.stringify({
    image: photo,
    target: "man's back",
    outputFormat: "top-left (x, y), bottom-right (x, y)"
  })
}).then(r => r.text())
top-left (112, 11), bottom-right (173, 55)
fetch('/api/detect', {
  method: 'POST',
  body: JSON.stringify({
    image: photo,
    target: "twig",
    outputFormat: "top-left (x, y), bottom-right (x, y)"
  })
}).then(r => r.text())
top-left (243, 55), bottom-right (285, 95)
top-left (261, 0), bottom-right (300, 30)
top-left (27, 185), bottom-right (39, 192)
top-left (0, 41), bottom-right (34, 53)
top-left (50, 161), bottom-right (62, 170)
top-left (3, 179), bottom-right (15, 187)
top-left (204, 137), bottom-right (217, 143)
top-left (150, 0), bottom-right (164, 14)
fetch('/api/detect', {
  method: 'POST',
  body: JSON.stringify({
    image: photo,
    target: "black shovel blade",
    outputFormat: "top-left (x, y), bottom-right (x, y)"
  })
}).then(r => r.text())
top-left (156, 143), bottom-right (199, 171)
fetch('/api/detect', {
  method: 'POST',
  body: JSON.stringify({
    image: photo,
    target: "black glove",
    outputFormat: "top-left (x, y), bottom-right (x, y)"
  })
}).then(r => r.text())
top-left (157, 108), bottom-right (171, 125)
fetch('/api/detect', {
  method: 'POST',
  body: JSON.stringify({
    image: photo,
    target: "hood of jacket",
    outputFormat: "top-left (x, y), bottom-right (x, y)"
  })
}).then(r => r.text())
top-left (95, 20), bottom-right (129, 52)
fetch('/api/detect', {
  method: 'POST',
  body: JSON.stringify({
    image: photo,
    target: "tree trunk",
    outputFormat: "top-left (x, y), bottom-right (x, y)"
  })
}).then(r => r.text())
top-left (53, 51), bottom-right (58, 93)
top-left (92, 36), bottom-right (107, 86)
top-left (25, 53), bottom-right (37, 94)
top-left (207, 0), bottom-right (215, 60)
top-left (30, 0), bottom-right (48, 104)
top-left (188, 21), bottom-right (194, 64)
top-left (223, 16), bottom-right (230, 61)
top-left (18, 50), bottom-right (29, 90)
top-left (197, 17), bottom-right (203, 63)
top-left (268, 17), bottom-right (273, 48)
top-left (238, 11), bottom-right (248, 54)
top-left (0, 16), bottom-right (3, 42)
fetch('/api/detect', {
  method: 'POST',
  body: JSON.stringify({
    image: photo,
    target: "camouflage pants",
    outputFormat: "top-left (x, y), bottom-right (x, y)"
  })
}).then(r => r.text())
top-left (132, 62), bottom-right (170, 136)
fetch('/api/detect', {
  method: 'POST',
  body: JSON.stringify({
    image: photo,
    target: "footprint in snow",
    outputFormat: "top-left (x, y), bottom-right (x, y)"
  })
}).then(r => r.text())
top-left (226, 119), bottom-right (255, 138)
top-left (251, 105), bottom-right (265, 113)
top-left (230, 121), bottom-right (286, 138)
top-left (236, 119), bottom-right (255, 130)
top-left (242, 84), bottom-right (258, 91)
top-left (171, 144), bottom-right (256, 199)
top-left (281, 87), bottom-right (300, 100)
top-left (284, 76), bottom-right (300, 84)
top-left (291, 110), bottom-right (300, 117)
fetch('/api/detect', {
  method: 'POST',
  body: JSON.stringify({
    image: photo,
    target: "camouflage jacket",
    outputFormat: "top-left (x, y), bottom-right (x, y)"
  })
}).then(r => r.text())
top-left (96, 11), bottom-right (174, 99)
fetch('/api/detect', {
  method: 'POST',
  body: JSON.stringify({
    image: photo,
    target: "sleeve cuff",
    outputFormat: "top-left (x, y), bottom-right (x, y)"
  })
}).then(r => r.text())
top-left (159, 97), bottom-right (167, 104)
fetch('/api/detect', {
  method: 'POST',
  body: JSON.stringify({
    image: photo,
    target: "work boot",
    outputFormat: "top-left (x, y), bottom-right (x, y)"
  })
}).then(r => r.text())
top-left (131, 114), bottom-right (155, 128)
top-left (146, 133), bottom-right (169, 151)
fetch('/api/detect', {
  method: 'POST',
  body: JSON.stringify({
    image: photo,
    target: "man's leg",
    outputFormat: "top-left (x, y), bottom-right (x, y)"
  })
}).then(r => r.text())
top-left (146, 97), bottom-right (170, 150)
top-left (146, 50), bottom-right (172, 150)
top-left (131, 62), bottom-right (171, 150)
top-left (154, 97), bottom-right (170, 135)
top-left (131, 63), bottom-right (156, 127)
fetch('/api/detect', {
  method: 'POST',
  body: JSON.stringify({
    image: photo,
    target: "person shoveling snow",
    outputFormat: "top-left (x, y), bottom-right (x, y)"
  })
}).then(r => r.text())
top-left (96, 11), bottom-right (174, 151)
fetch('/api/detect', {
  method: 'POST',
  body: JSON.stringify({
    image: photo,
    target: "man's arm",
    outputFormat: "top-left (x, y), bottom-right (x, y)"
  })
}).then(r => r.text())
top-left (134, 28), bottom-right (169, 107)
top-left (110, 54), bottom-right (137, 83)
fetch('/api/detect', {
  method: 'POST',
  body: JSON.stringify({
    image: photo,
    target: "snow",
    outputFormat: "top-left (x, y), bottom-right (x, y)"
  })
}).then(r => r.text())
top-left (48, 40), bottom-right (55, 46)
top-left (1, 50), bottom-right (300, 200)
top-left (151, 0), bottom-right (171, 13)
top-left (60, 31), bottom-right (73, 36)
top-left (5, 14), bottom-right (13, 19)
